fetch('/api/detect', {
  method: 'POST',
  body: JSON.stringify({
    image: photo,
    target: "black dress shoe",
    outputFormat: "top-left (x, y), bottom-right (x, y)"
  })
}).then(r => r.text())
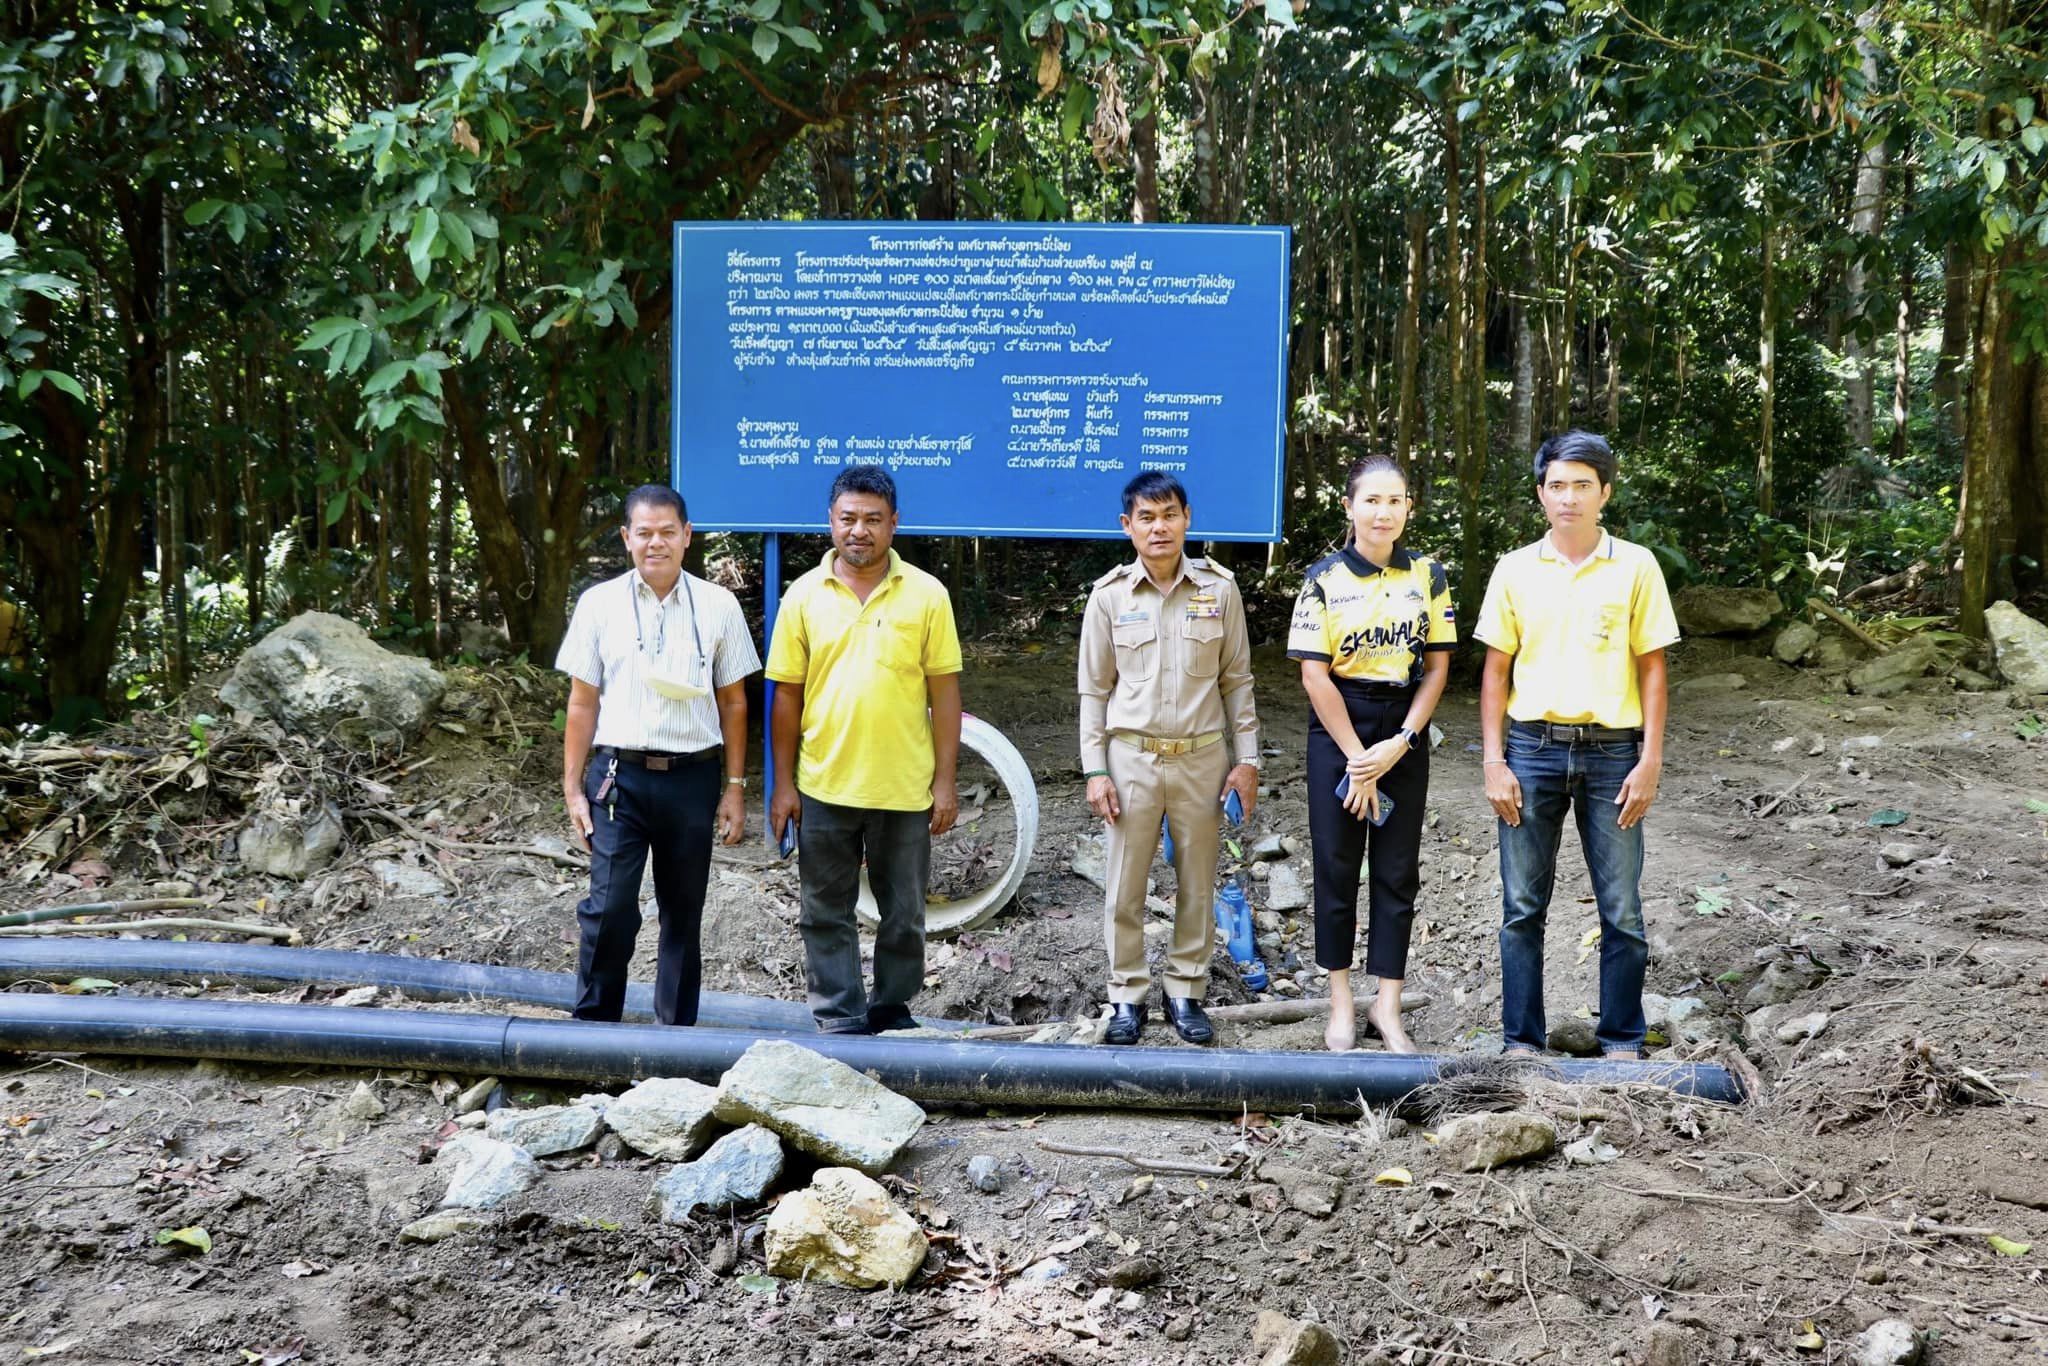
top-left (866, 1003), bottom-right (918, 1033)
top-left (1163, 996), bottom-right (1215, 1044)
top-left (1104, 1003), bottom-right (1147, 1045)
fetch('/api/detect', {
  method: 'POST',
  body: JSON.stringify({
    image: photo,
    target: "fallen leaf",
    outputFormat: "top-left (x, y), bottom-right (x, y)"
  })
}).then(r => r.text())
top-left (154, 1226), bottom-right (212, 1253)
top-left (279, 1260), bottom-right (325, 1278)
top-left (1989, 1234), bottom-right (2032, 1256)
top-left (1576, 924), bottom-right (1603, 963)
top-left (329, 985), bottom-right (378, 1008)
top-left (238, 1340), bottom-right (304, 1366)
top-left (63, 978), bottom-right (119, 995)
top-left (1640, 1293), bottom-right (1665, 1321)
top-left (1867, 808), bottom-right (1910, 827)
top-left (738, 1273), bottom-right (777, 1294)
top-left (1693, 887), bottom-right (1731, 916)
top-left (1118, 1174), bottom-right (1154, 1204)
top-left (1373, 1168), bottom-right (1413, 1186)
top-left (2025, 798), bottom-right (2048, 815)
top-left (22, 1341), bottom-right (77, 1358)
top-left (1043, 1231), bottom-right (1093, 1257)
top-left (1792, 1320), bottom-right (1825, 1351)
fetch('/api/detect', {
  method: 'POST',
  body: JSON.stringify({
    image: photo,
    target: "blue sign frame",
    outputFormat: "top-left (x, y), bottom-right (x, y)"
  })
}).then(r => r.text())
top-left (670, 221), bottom-right (1291, 542)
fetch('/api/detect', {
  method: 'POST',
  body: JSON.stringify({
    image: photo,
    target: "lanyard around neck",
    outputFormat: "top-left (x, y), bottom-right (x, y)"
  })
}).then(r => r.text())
top-left (632, 574), bottom-right (705, 668)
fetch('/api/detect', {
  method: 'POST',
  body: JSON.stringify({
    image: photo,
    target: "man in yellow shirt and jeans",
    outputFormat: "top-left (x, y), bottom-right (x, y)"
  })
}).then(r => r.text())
top-left (1474, 431), bottom-right (1681, 1060)
top-left (766, 466), bottom-right (963, 1035)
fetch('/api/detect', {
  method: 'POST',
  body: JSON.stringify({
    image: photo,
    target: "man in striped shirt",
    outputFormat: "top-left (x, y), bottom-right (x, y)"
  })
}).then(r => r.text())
top-left (557, 485), bottom-right (761, 1025)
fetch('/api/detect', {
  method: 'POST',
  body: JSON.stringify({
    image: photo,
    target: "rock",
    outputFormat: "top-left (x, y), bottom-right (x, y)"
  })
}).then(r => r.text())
top-left (966, 1155), bottom-right (1003, 1193)
top-left (1263, 862), bottom-right (1310, 912)
top-left (1563, 1133), bottom-right (1620, 1165)
top-left (1848, 636), bottom-right (1942, 698)
top-left (1546, 1017), bottom-right (1600, 1056)
top-left (150, 879), bottom-right (197, 898)
top-left (237, 800), bottom-right (343, 880)
top-left (1772, 621), bottom-right (1820, 664)
top-left (454, 1110), bottom-right (488, 1130)
top-left (1105, 1255), bottom-right (1161, 1289)
top-left (1644, 1321), bottom-right (1692, 1366)
top-left (603, 1077), bottom-right (721, 1160)
top-left (1742, 958), bottom-right (1827, 1009)
top-left (1774, 1011), bottom-right (1829, 1045)
top-left (398, 1210), bottom-right (490, 1243)
top-left (1849, 1318), bottom-right (1923, 1366)
top-left (1675, 672), bottom-right (1749, 695)
top-left (1163, 1314), bottom-right (1195, 1342)
top-left (763, 1167), bottom-right (928, 1290)
top-left (1810, 633), bottom-right (1868, 670)
top-left (1673, 585), bottom-right (1779, 636)
top-left (486, 1104), bottom-right (604, 1158)
top-left (713, 1040), bottom-right (926, 1175)
top-left (1261, 1165), bottom-right (1343, 1217)
top-left (453, 1077), bottom-right (499, 1116)
top-left (1018, 1258), bottom-right (1068, 1283)
top-left (220, 611), bottom-right (446, 747)
top-left (1878, 841), bottom-right (1928, 868)
top-left (1434, 1111), bottom-right (1556, 1171)
top-left (1251, 1309), bottom-right (1342, 1366)
top-left (1951, 665), bottom-right (1999, 691)
top-left (648, 1124), bottom-right (784, 1223)
top-left (435, 1133), bottom-right (538, 1210)
top-left (370, 858), bottom-right (452, 897)
top-left (341, 1081), bottom-right (386, 1122)
top-left (1786, 814), bottom-right (1845, 837)
top-left (1248, 834), bottom-right (1291, 861)
top-left (1987, 600), bottom-right (2048, 693)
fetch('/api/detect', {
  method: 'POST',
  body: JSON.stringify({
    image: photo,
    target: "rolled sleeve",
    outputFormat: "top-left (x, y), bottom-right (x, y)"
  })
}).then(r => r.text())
top-left (1219, 582), bottom-right (1260, 766)
top-left (1076, 590), bottom-right (1116, 772)
top-left (555, 592), bottom-right (603, 688)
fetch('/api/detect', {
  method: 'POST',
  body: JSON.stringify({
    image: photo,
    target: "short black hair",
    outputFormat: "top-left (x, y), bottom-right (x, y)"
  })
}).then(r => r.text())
top-left (829, 464), bottom-right (897, 512)
top-left (1533, 430), bottom-right (1617, 488)
top-left (1121, 470), bottom-right (1187, 515)
top-left (623, 484), bottom-right (687, 525)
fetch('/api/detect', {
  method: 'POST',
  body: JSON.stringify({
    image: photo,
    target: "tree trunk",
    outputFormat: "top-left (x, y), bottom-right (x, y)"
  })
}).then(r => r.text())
top-left (1510, 277), bottom-right (1535, 456)
top-left (1604, 311), bottom-right (1621, 432)
top-left (407, 443), bottom-right (435, 652)
top-left (1934, 241), bottom-right (1971, 431)
top-left (1131, 103), bottom-right (1159, 223)
top-left (1891, 228), bottom-right (1914, 469)
top-left (1467, 134), bottom-right (1490, 480)
top-left (1758, 213), bottom-right (1779, 517)
top-left (1553, 200), bottom-right (1578, 434)
top-left (435, 439), bottom-right (454, 648)
top-left (1394, 209), bottom-right (1426, 465)
top-left (1842, 8), bottom-right (1888, 455)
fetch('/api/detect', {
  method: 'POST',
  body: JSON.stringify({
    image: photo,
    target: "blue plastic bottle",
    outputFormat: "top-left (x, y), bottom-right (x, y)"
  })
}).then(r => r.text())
top-left (1214, 878), bottom-right (1269, 991)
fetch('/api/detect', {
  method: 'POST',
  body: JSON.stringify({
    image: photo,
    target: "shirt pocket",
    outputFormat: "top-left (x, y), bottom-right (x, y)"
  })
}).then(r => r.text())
top-left (1112, 617), bottom-right (1159, 685)
top-left (1588, 601), bottom-right (1625, 652)
top-left (1182, 615), bottom-right (1226, 677)
top-left (883, 618), bottom-right (925, 678)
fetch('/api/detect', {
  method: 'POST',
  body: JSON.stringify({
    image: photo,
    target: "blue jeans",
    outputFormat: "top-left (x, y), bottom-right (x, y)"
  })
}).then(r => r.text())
top-left (1497, 723), bottom-right (1649, 1054)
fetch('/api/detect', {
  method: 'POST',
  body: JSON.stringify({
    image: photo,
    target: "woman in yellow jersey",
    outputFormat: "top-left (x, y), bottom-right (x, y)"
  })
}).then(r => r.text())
top-left (1286, 456), bottom-right (1455, 1052)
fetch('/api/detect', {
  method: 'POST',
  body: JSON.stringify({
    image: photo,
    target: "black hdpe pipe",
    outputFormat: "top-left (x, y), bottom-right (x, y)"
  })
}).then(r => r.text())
top-left (0, 995), bottom-right (1747, 1112)
top-left (0, 938), bottom-right (967, 1034)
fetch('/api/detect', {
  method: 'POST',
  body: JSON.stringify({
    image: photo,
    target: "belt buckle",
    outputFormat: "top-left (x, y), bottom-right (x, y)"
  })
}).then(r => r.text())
top-left (1156, 737), bottom-right (1192, 756)
top-left (646, 755), bottom-right (672, 772)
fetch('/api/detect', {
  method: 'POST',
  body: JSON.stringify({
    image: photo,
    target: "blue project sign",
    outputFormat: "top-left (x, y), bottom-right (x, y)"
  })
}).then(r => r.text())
top-left (671, 221), bottom-right (1290, 541)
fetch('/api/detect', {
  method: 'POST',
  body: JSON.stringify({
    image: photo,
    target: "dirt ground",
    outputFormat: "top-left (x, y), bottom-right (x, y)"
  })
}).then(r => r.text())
top-left (3, 625), bottom-right (2047, 1365)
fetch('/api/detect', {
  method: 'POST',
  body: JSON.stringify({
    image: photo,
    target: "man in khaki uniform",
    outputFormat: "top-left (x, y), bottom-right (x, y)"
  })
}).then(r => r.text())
top-left (1079, 471), bottom-right (1260, 1045)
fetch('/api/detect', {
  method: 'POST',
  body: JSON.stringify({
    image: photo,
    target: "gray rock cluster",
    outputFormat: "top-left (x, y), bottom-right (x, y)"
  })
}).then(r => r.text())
top-left (221, 611), bottom-right (446, 747)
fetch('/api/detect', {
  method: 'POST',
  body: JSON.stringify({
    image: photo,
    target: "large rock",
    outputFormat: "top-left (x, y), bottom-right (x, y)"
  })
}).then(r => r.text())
top-left (435, 1133), bottom-right (538, 1210)
top-left (486, 1104), bottom-right (604, 1157)
top-left (1435, 1111), bottom-right (1557, 1171)
top-left (1251, 1310), bottom-right (1342, 1366)
top-left (648, 1124), bottom-right (784, 1224)
top-left (1848, 635), bottom-right (1942, 697)
top-left (1673, 585), bottom-right (1778, 636)
top-left (714, 1040), bottom-right (926, 1175)
top-left (238, 799), bottom-right (343, 879)
top-left (603, 1076), bottom-right (721, 1160)
top-left (763, 1167), bottom-right (928, 1289)
top-left (220, 611), bottom-right (445, 746)
top-left (1987, 600), bottom-right (2048, 693)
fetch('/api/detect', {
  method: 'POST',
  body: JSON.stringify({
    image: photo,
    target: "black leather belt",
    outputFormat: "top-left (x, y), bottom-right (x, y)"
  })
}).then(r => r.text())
top-left (599, 745), bottom-right (721, 772)
top-left (1513, 721), bottom-right (1643, 744)
top-left (1336, 678), bottom-right (1414, 700)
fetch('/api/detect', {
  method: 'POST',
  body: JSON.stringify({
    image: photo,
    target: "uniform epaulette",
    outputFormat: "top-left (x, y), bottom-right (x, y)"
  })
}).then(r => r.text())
top-left (1092, 563), bottom-right (1133, 589)
top-left (1191, 556), bottom-right (1235, 581)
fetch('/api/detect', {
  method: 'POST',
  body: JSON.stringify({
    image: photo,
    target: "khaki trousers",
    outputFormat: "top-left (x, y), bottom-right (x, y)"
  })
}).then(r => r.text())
top-left (1102, 740), bottom-right (1229, 1003)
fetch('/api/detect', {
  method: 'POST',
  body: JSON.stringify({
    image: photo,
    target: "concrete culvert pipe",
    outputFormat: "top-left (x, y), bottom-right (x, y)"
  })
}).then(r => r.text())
top-left (855, 712), bottom-right (1038, 938)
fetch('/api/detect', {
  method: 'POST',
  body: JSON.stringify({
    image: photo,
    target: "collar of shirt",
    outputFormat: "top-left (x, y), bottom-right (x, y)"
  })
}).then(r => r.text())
top-left (1128, 553), bottom-right (1202, 598)
top-left (1339, 544), bottom-right (1415, 579)
top-left (632, 569), bottom-right (689, 606)
top-left (818, 547), bottom-right (904, 595)
top-left (1536, 531), bottom-right (1615, 567)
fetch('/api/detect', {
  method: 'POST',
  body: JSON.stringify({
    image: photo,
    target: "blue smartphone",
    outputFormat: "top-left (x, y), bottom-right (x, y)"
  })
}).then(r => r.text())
top-left (1334, 774), bottom-right (1395, 827)
top-left (778, 824), bottom-right (797, 859)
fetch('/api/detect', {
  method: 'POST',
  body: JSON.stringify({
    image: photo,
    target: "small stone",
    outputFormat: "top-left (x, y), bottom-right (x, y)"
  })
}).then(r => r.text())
top-left (238, 800), bottom-right (344, 880)
top-left (1859, 1265), bottom-right (1889, 1285)
top-left (705, 1238), bottom-right (739, 1276)
top-left (340, 1081), bottom-right (386, 1122)
top-left (604, 1076), bottom-right (721, 1161)
top-left (1775, 1010), bottom-right (1830, 1044)
top-left (370, 858), bottom-right (452, 897)
top-left (966, 1155), bottom-right (1003, 1193)
top-left (1105, 1255), bottom-right (1161, 1289)
top-left (1849, 1317), bottom-right (1923, 1366)
top-left (1434, 1111), bottom-right (1556, 1171)
top-left (648, 1124), bottom-right (785, 1223)
top-left (1163, 1315), bottom-right (1195, 1342)
top-left (1018, 1258), bottom-right (1068, 1283)
top-left (1261, 1164), bottom-right (1343, 1217)
top-left (1951, 666), bottom-right (1999, 692)
top-left (1786, 814), bottom-right (1845, 837)
top-left (397, 1210), bottom-right (490, 1243)
top-left (714, 1040), bottom-right (926, 1176)
top-left (1675, 672), bottom-right (1749, 695)
top-left (1251, 1309), bottom-right (1342, 1366)
top-left (1248, 834), bottom-right (1290, 862)
top-left (594, 1133), bottom-right (626, 1162)
top-left (150, 880), bottom-right (198, 899)
top-left (1644, 1322), bottom-right (1691, 1366)
top-left (1772, 621), bottom-right (1820, 664)
top-left (486, 1104), bottom-right (604, 1157)
top-left (453, 1077), bottom-right (499, 1116)
top-left (1879, 841), bottom-right (1928, 867)
top-left (763, 1167), bottom-right (928, 1290)
top-left (455, 1110), bottom-right (489, 1130)
top-left (1263, 863), bottom-right (1309, 912)
top-left (1546, 1017), bottom-right (1600, 1056)
top-left (435, 1133), bottom-right (538, 1210)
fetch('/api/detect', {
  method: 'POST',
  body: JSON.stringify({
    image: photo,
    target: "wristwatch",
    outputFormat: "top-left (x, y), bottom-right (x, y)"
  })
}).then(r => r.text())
top-left (1397, 727), bottom-right (1419, 751)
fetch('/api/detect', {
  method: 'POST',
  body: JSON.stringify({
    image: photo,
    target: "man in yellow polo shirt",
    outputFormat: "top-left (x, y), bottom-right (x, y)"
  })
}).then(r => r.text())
top-left (766, 466), bottom-right (963, 1035)
top-left (1474, 430), bottom-right (1680, 1060)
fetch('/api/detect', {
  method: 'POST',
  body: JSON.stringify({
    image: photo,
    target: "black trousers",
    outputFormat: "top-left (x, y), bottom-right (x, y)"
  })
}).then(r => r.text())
top-left (1305, 685), bottom-right (1430, 977)
top-left (796, 795), bottom-right (930, 1032)
top-left (573, 752), bottom-right (719, 1025)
